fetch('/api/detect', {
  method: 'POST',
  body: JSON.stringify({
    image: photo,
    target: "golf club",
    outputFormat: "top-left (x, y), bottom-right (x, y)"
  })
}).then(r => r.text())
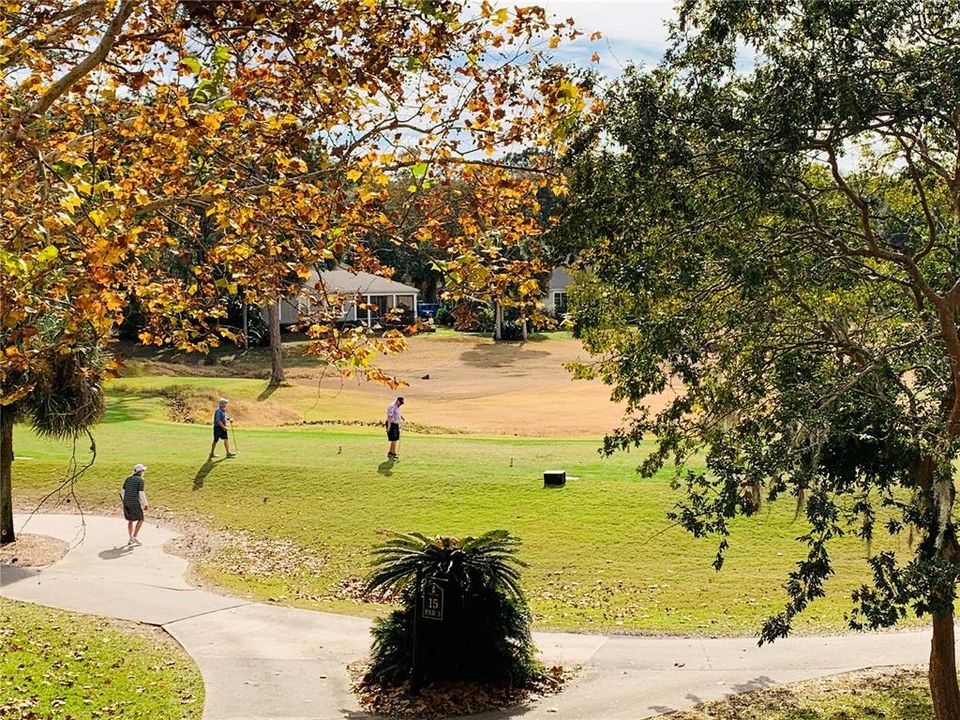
top-left (230, 417), bottom-right (239, 454)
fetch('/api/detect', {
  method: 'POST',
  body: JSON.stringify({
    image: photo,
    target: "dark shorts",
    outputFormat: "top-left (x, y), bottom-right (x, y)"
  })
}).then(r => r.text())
top-left (214, 426), bottom-right (228, 440)
top-left (123, 503), bottom-right (143, 522)
top-left (387, 423), bottom-right (400, 441)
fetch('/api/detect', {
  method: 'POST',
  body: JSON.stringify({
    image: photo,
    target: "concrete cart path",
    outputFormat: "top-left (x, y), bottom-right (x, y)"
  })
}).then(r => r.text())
top-left (0, 514), bottom-right (942, 720)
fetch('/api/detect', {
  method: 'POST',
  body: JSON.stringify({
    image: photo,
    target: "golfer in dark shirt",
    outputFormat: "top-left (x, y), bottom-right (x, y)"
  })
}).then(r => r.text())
top-left (122, 464), bottom-right (149, 545)
top-left (210, 398), bottom-right (235, 459)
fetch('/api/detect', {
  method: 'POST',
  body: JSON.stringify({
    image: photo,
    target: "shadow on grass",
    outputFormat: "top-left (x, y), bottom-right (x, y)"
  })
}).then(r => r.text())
top-left (257, 382), bottom-right (281, 402)
top-left (377, 459), bottom-right (396, 476)
top-left (517, 332), bottom-right (559, 343)
top-left (100, 395), bottom-right (150, 424)
top-left (730, 675), bottom-right (778, 694)
top-left (193, 457), bottom-right (224, 490)
top-left (459, 343), bottom-right (549, 368)
top-left (648, 670), bottom-right (932, 720)
top-left (645, 678), bottom-right (777, 717)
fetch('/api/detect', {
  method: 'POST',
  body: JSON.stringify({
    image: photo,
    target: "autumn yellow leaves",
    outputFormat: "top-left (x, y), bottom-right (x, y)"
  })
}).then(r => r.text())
top-left (2, 0), bottom-right (590, 404)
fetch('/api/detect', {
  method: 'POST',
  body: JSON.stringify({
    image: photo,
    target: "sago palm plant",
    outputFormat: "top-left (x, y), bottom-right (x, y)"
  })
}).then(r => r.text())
top-left (366, 529), bottom-right (526, 600)
top-left (364, 529), bottom-right (542, 688)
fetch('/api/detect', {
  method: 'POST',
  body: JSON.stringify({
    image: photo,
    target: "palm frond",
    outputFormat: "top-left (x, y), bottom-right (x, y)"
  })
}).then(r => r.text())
top-left (25, 331), bottom-right (107, 439)
top-left (366, 528), bottom-right (528, 600)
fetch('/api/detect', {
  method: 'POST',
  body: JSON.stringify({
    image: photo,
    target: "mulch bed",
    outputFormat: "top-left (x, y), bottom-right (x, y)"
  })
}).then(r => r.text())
top-left (0, 533), bottom-right (69, 568)
top-left (349, 661), bottom-right (573, 719)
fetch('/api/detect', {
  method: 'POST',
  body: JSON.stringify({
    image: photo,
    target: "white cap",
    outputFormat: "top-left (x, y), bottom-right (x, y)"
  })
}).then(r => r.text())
top-left (218, 398), bottom-right (229, 404)
top-left (133, 464), bottom-right (148, 473)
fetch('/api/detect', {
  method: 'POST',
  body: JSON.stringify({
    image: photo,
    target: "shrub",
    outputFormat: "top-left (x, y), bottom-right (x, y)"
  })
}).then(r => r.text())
top-left (365, 530), bottom-right (542, 688)
top-left (451, 302), bottom-right (493, 332)
top-left (434, 301), bottom-right (455, 327)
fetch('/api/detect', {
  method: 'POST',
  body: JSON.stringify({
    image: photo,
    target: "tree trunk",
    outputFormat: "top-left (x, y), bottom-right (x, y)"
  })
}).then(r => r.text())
top-left (493, 301), bottom-right (502, 341)
top-left (1, 413), bottom-right (14, 545)
top-left (268, 301), bottom-right (285, 386)
top-left (915, 455), bottom-right (960, 720)
top-left (930, 610), bottom-right (960, 720)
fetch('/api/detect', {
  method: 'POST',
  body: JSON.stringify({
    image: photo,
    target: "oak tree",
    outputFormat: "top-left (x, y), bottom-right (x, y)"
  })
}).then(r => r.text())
top-left (558, 2), bottom-right (960, 716)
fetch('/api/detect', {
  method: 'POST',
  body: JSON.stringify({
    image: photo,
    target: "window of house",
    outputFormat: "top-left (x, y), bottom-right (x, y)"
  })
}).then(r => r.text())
top-left (370, 295), bottom-right (388, 317)
top-left (553, 291), bottom-right (568, 314)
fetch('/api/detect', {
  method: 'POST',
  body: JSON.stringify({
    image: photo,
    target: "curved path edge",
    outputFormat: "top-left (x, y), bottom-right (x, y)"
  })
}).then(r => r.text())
top-left (0, 514), bottom-right (942, 720)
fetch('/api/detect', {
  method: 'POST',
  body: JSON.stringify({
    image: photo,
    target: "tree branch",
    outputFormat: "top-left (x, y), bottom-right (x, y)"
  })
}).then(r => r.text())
top-left (1, 0), bottom-right (140, 144)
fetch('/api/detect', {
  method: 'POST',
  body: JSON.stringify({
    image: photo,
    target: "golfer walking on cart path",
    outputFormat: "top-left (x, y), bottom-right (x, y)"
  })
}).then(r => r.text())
top-left (385, 396), bottom-right (404, 461)
top-left (210, 398), bottom-right (236, 459)
top-left (121, 463), bottom-right (149, 545)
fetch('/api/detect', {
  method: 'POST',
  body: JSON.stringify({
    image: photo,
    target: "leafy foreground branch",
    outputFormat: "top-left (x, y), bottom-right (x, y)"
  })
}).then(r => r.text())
top-left (1, 0), bottom-right (588, 545)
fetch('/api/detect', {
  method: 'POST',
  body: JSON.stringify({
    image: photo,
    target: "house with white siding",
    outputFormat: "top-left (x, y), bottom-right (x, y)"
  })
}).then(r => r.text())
top-left (268, 267), bottom-right (419, 327)
top-left (543, 268), bottom-right (572, 315)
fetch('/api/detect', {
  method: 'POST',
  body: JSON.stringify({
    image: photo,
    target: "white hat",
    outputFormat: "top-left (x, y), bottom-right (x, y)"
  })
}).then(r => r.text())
top-left (218, 398), bottom-right (229, 404)
top-left (134, 463), bottom-right (148, 473)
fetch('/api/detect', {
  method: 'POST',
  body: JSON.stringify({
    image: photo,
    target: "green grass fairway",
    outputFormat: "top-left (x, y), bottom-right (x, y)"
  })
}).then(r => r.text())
top-left (11, 388), bottom-right (919, 635)
top-left (0, 597), bottom-right (202, 718)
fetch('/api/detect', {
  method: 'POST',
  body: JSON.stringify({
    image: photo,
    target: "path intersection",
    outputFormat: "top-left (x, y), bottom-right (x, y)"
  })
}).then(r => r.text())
top-left (0, 514), bottom-right (939, 720)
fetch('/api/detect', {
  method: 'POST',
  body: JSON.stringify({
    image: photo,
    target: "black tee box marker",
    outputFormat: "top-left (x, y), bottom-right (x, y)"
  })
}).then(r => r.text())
top-left (543, 470), bottom-right (566, 488)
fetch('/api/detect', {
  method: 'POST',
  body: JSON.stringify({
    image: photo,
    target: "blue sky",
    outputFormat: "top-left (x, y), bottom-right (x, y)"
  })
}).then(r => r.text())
top-left (540, 1), bottom-right (677, 76)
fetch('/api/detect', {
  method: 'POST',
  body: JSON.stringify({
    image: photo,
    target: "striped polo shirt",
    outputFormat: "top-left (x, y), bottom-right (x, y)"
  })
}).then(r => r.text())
top-left (122, 473), bottom-right (144, 506)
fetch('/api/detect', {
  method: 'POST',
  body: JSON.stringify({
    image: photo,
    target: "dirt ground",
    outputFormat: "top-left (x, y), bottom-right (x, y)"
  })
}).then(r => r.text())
top-left (126, 333), bottom-right (676, 437)
top-left (280, 333), bottom-right (668, 437)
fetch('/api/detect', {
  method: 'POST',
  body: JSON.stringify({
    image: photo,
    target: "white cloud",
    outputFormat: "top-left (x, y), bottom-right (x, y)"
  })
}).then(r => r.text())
top-left (540, 1), bottom-right (677, 73)
top-left (542, 1), bottom-right (675, 45)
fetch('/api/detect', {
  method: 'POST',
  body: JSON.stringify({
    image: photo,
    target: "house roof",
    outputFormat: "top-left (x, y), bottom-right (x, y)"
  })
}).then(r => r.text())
top-left (310, 268), bottom-right (419, 295)
top-left (549, 268), bottom-right (572, 289)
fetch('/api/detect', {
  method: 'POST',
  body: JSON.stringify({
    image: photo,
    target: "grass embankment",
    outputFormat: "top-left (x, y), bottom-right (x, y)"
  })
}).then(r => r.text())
top-left (667, 667), bottom-right (931, 719)
top-left (12, 383), bottom-right (920, 635)
top-left (0, 597), bottom-right (202, 719)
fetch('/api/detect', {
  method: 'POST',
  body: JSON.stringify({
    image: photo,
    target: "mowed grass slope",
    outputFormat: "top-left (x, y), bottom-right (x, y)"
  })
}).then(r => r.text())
top-left (666, 667), bottom-right (931, 720)
top-left (11, 388), bottom-right (920, 636)
top-left (0, 597), bottom-right (202, 718)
